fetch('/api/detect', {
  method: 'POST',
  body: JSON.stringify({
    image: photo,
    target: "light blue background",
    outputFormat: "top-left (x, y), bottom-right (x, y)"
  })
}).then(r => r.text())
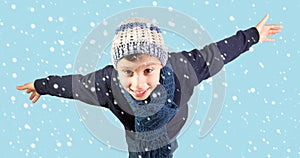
top-left (1, 0), bottom-right (299, 157)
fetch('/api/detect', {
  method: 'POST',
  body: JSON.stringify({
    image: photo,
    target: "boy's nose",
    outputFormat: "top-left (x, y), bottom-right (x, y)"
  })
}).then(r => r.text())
top-left (130, 75), bottom-right (146, 91)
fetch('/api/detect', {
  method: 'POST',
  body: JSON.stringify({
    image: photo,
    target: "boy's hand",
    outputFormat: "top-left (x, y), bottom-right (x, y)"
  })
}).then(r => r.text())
top-left (256, 13), bottom-right (283, 42)
top-left (16, 82), bottom-right (41, 103)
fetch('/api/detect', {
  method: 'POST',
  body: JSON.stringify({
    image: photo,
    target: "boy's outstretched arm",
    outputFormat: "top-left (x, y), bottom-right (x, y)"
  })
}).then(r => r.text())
top-left (16, 66), bottom-right (113, 106)
top-left (17, 82), bottom-right (41, 103)
top-left (171, 13), bottom-right (283, 84)
top-left (256, 13), bottom-right (283, 42)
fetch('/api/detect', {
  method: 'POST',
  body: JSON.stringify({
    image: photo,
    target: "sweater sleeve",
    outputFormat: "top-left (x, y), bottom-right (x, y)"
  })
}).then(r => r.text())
top-left (170, 27), bottom-right (259, 85)
top-left (215, 27), bottom-right (259, 64)
top-left (34, 65), bottom-right (114, 107)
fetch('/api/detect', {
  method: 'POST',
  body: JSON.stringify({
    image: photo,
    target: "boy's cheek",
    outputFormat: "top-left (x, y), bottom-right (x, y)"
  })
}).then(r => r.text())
top-left (118, 76), bottom-right (130, 89)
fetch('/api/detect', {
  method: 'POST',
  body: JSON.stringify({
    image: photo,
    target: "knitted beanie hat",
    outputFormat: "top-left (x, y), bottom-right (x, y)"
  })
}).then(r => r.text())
top-left (111, 18), bottom-right (168, 68)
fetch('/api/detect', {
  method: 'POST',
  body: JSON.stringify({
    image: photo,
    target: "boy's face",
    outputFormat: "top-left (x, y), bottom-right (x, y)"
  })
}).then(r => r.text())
top-left (116, 54), bottom-right (163, 101)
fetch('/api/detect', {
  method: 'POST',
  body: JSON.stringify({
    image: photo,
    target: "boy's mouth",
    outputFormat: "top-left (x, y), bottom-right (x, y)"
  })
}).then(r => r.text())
top-left (130, 88), bottom-right (150, 98)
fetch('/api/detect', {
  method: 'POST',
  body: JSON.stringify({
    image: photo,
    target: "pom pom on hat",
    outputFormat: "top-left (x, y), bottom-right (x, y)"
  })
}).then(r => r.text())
top-left (111, 18), bottom-right (168, 68)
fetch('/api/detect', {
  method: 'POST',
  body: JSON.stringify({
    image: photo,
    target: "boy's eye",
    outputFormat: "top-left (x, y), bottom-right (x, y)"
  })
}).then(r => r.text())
top-left (144, 68), bottom-right (153, 74)
top-left (123, 70), bottom-right (133, 76)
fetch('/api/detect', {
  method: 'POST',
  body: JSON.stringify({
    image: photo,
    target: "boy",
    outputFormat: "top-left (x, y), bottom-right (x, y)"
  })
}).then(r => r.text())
top-left (17, 14), bottom-right (282, 157)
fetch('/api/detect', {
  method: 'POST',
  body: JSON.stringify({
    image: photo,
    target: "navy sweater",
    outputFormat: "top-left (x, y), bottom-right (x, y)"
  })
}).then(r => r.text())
top-left (34, 27), bottom-right (259, 157)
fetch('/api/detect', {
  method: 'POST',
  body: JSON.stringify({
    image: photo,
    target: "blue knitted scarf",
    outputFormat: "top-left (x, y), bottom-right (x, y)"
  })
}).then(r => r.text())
top-left (122, 65), bottom-right (178, 157)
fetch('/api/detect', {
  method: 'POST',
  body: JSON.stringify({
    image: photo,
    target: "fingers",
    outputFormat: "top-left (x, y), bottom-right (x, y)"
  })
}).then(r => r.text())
top-left (16, 85), bottom-right (26, 90)
top-left (16, 82), bottom-right (32, 90)
top-left (17, 82), bottom-right (40, 103)
top-left (32, 94), bottom-right (41, 103)
top-left (256, 13), bottom-right (270, 33)
top-left (265, 24), bottom-right (283, 36)
top-left (29, 92), bottom-right (36, 100)
top-left (26, 89), bottom-right (32, 93)
top-left (260, 13), bottom-right (269, 25)
top-left (266, 24), bottom-right (283, 30)
top-left (17, 83), bottom-right (34, 95)
top-left (260, 35), bottom-right (276, 42)
top-left (263, 38), bottom-right (275, 42)
top-left (259, 23), bottom-right (283, 42)
top-left (29, 91), bottom-right (40, 103)
top-left (256, 13), bottom-right (283, 42)
top-left (257, 13), bottom-right (269, 28)
top-left (269, 29), bottom-right (281, 35)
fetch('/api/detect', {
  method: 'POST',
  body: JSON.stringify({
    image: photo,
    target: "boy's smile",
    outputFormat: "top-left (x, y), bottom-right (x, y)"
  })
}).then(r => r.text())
top-left (116, 54), bottom-right (163, 101)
